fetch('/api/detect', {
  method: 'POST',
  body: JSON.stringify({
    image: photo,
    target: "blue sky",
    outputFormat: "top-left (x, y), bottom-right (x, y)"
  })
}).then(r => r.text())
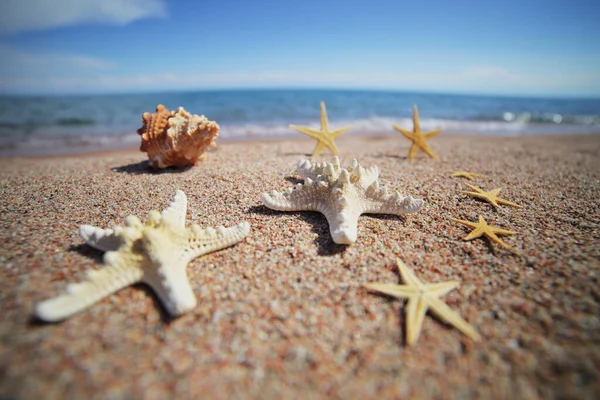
top-left (0, 0), bottom-right (599, 96)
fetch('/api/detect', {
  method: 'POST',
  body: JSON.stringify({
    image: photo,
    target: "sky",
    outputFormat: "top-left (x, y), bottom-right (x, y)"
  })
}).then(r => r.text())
top-left (0, 0), bottom-right (599, 97)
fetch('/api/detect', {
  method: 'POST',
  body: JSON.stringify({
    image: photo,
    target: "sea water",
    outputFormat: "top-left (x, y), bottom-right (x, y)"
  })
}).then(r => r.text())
top-left (0, 89), bottom-right (598, 156)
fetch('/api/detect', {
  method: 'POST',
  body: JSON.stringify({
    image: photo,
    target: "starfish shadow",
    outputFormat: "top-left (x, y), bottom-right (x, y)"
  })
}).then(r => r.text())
top-left (382, 154), bottom-right (409, 161)
top-left (246, 204), bottom-right (284, 217)
top-left (68, 243), bottom-right (104, 263)
top-left (370, 265), bottom-right (409, 346)
top-left (284, 176), bottom-right (303, 184)
top-left (281, 152), bottom-right (312, 157)
top-left (111, 160), bottom-right (192, 175)
top-left (484, 239), bottom-right (499, 256)
top-left (246, 205), bottom-right (346, 256)
top-left (297, 213), bottom-right (347, 256)
top-left (130, 283), bottom-right (178, 324)
top-left (28, 314), bottom-right (57, 326)
top-left (364, 213), bottom-right (407, 223)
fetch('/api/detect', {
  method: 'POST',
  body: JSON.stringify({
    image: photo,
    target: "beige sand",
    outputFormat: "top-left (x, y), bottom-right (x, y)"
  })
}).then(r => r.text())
top-left (1, 134), bottom-right (599, 399)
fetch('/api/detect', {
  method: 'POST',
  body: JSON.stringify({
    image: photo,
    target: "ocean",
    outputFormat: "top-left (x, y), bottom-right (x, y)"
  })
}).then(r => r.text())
top-left (0, 89), bottom-right (598, 157)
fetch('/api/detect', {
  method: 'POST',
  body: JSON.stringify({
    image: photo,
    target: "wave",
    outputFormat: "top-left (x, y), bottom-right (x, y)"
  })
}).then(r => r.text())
top-left (55, 117), bottom-right (96, 127)
top-left (219, 115), bottom-right (600, 139)
top-left (1, 116), bottom-right (599, 157)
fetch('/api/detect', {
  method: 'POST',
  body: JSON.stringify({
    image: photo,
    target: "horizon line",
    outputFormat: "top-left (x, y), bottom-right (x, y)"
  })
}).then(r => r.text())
top-left (1, 86), bottom-right (599, 101)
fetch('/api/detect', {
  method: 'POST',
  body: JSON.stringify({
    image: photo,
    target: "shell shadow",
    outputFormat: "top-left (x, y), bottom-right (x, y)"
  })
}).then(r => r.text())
top-left (246, 205), bottom-right (346, 256)
top-left (112, 160), bottom-right (192, 175)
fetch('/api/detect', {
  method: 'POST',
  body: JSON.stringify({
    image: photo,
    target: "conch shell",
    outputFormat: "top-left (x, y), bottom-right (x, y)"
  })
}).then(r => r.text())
top-left (137, 105), bottom-right (220, 168)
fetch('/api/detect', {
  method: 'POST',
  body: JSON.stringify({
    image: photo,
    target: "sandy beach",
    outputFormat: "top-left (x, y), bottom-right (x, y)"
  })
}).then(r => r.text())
top-left (1, 133), bottom-right (599, 399)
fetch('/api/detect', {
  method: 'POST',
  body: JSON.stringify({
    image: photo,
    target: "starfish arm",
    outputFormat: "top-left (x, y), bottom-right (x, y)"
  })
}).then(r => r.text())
top-left (395, 258), bottom-right (424, 288)
top-left (463, 183), bottom-right (485, 194)
top-left (490, 226), bottom-right (517, 235)
top-left (463, 191), bottom-right (499, 208)
top-left (262, 182), bottom-right (326, 212)
top-left (463, 227), bottom-right (485, 241)
top-left (322, 206), bottom-right (362, 244)
top-left (453, 172), bottom-right (484, 180)
top-left (412, 105), bottom-right (421, 132)
top-left (319, 101), bottom-right (329, 131)
top-left (312, 141), bottom-right (327, 156)
top-left (161, 190), bottom-right (187, 229)
top-left (141, 260), bottom-right (198, 317)
top-left (462, 191), bottom-right (488, 199)
top-left (423, 281), bottom-right (460, 297)
top-left (408, 143), bottom-right (420, 160)
top-left (35, 261), bottom-right (143, 322)
top-left (450, 218), bottom-right (479, 229)
top-left (289, 125), bottom-right (324, 141)
top-left (363, 283), bottom-right (418, 298)
top-left (329, 141), bottom-right (340, 156)
top-left (79, 225), bottom-right (122, 252)
top-left (392, 125), bottom-right (416, 140)
top-left (496, 198), bottom-right (524, 208)
top-left (406, 297), bottom-right (428, 346)
top-left (424, 129), bottom-right (442, 139)
top-left (185, 221), bottom-right (250, 260)
top-left (363, 182), bottom-right (424, 215)
top-left (330, 126), bottom-right (352, 138)
top-left (485, 231), bottom-right (512, 248)
top-left (419, 141), bottom-right (438, 159)
top-left (427, 297), bottom-right (481, 341)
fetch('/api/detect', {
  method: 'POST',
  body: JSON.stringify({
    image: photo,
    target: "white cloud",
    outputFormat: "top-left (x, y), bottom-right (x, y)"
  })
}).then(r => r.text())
top-left (0, 44), bottom-right (116, 79)
top-left (0, 0), bottom-right (166, 35)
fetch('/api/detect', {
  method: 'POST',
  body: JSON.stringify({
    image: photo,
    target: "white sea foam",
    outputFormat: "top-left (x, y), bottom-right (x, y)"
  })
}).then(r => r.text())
top-left (217, 116), bottom-right (590, 140)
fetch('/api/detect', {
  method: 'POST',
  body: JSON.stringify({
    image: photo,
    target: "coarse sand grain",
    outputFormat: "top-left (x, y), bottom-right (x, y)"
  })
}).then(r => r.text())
top-left (1, 134), bottom-right (599, 399)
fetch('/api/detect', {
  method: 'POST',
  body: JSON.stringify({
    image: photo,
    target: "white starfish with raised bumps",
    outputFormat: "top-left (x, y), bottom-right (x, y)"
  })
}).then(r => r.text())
top-left (35, 190), bottom-right (250, 322)
top-left (262, 157), bottom-right (423, 244)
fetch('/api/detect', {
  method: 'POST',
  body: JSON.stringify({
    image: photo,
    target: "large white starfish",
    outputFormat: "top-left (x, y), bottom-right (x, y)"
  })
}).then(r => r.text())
top-left (262, 157), bottom-right (423, 244)
top-left (35, 190), bottom-right (250, 322)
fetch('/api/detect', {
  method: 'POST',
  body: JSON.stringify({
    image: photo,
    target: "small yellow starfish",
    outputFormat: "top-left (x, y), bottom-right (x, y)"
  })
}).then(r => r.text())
top-left (393, 105), bottom-right (442, 160)
top-left (289, 101), bottom-right (352, 156)
top-left (462, 183), bottom-right (523, 209)
top-left (451, 171), bottom-right (484, 181)
top-left (450, 215), bottom-right (516, 249)
top-left (363, 258), bottom-right (480, 346)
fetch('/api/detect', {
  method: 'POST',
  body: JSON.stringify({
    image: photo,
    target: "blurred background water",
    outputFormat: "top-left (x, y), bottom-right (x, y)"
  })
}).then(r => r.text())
top-left (1, 89), bottom-right (598, 156)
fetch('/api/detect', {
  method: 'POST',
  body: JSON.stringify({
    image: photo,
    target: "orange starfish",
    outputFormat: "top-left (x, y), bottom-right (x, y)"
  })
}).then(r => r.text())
top-left (462, 183), bottom-right (523, 209)
top-left (289, 101), bottom-right (352, 156)
top-left (393, 105), bottom-right (442, 160)
top-left (451, 171), bottom-right (484, 181)
top-left (450, 215), bottom-right (516, 249)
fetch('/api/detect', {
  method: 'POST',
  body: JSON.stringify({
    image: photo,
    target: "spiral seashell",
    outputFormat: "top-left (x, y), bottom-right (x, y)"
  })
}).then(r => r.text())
top-left (137, 105), bottom-right (220, 168)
